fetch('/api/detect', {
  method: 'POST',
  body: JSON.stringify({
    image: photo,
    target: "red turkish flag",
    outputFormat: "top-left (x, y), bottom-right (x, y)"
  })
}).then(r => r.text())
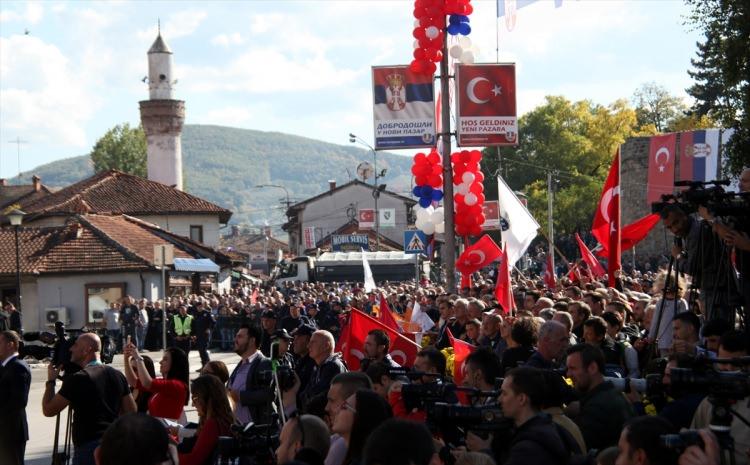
top-left (567, 263), bottom-right (581, 282)
top-left (543, 253), bottom-right (556, 290)
top-left (575, 233), bottom-right (607, 278)
top-left (378, 294), bottom-right (402, 334)
top-left (447, 327), bottom-right (476, 389)
top-left (647, 133), bottom-right (677, 204)
top-left (592, 150), bottom-right (621, 287)
top-left (455, 234), bottom-right (503, 274)
top-left (359, 209), bottom-right (375, 229)
top-left (595, 214), bottom-right (661, 258)
top-left (337, 310), bottom-right (420, 371)
top-left (494, 245), bottom-right (515, 314)
top-left (456, 64), bottom-right (517, 146)
top-left (460, 272), bottom-right (473, 289)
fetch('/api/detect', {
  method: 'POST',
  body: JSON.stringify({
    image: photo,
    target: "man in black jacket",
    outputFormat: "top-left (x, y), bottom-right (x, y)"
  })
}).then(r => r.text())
top-left (498, 367), bottom-right (580, 465)
top-left (296, 330), bottom-right (346, 412)
top-left (228, 324), bottom-right (275, 426)
top-left (0, 330), bottom-right (31, 465)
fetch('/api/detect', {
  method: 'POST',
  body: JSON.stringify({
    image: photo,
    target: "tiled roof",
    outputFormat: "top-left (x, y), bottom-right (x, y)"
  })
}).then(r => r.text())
top-left (0, 214), bottom-right (233, 276)
top-left (22, 170), bottom-right (232, 223)
top-left (287, 179), bottom-right (416, 212)
top-left (0, 184), bottom-right (53, 210)
top-left (221, 233), bottom-right (289, 257)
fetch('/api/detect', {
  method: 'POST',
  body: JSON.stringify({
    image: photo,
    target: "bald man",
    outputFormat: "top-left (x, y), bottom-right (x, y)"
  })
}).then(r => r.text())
top-left (43, 332), bottom-right (135, 465)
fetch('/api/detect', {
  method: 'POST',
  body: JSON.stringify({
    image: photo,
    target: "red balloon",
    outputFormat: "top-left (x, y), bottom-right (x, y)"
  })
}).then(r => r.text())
top-left (415, 175), bottom-right (428, 185)
top-left (460, 150), bottom-right (471, 163)
top-left (470, 182), bottom-right (484, 195)
top-left (418, 38), bottom-right (431, 49)
top-left (431, 50), bottom-right (443, 63)
top-left (426, 6), bottom-right (442, 16)
top-left (427, 151), bottom-right (440, 164)
top-left (454, 193), bottom-right (465, 205)
top-left (475, 171), bottom-right (485, 183)
top-left (477, 193), bottom-right (485, 205)
top-left (470, 225), bottom-right (483, 237)
top-left (414, 152), bottom-right (427, 163)
top-left (412, 27), bottom-right (426, 40)
top-left (450, 152), bottom-right (461, 163)
top-left (409, 60), bottom-right (424, 73)
top-left (425, 61), bottom-right (437, 74)
top-left (465, 3), bottom-right (474, 14)
top-left (456, 224), bottom-right (468, 236)
top-left (465, 162), bottom-right (479, 173)
top-left (469, 150), bottom-right (482, 163)
top-left (430, 164), bottom-right (442, 176)
top-left (429, 175), bottom-right (442, 187)
top-left (413, 48), bottom-right (426, 60)
top-left (411, 165), bottom-right (422, 176)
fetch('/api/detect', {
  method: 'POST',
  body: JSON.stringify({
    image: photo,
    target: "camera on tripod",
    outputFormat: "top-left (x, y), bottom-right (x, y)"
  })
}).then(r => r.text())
top-left (216, 422), bottom-right (279, 465)
top-left (651, 179), bottom-right (750, 217)
top-left (20, 322), bottom-right (115, 366)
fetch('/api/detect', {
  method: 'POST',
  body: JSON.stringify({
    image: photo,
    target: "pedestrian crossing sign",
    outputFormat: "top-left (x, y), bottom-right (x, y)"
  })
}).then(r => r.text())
top-left (404, 230), bottom-right (427, 254)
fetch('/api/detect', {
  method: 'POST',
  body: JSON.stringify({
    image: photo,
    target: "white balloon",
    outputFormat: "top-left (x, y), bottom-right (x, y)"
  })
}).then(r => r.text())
top-left (465, 192), bottom-right (478, 206)
top-left (422, 222), bottom-right (436, 235)
top-left (416, 206), bottom-right (431, 221)
top-left (460, 50), bottom-right (475, 64)
top-left (415, 217), bottom-right (427, 229)
top-left (425, 26), bottom-right (439, 40)
top-left (430, 210), bottom-right (444, 224)
top-left (462, 171), bottom-right (476, 184)
top-left (458, 36), bottom-right (472, 48)
top-left (471, 44), bottom-right (481, 55)
top-left (414, 19), bottom-right (421, 28)
top-left (434, 222), bottom-right (445, 234)
top-left (449, 45), bottom-right (463, 59)
top-left (456, 183), bottom-right (469, 195)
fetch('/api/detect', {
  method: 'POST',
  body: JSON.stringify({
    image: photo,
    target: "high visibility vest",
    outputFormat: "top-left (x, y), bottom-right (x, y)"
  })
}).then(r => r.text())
top-left (174, 315), bottom-right (193, 336)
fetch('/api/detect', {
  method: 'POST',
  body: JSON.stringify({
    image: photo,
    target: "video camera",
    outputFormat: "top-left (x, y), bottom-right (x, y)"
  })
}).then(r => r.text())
top-left (606, 374), bottom-right (665, 397)
top-left (216, 422), bottom-right (279, 465)
top-left (427, 402), bottom-right (512, 433)
top-left (651, 179), bottom-right (750, 217)
top-left (20, 322), bottom-right (115, 367)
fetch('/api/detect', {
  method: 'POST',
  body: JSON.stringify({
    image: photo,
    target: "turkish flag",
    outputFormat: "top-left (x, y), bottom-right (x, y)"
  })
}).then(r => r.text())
top-left (359, 209), bottom-right (375, 229)
top-left (457, 64), bottom-right (516, 117)
top-left (460, 272), bottom-right (473, 289)
top-left (494, 245), bottom-right (515, 314)
top-left (647, 133), bottom-right (677, 204)
top-left (337, 310), bottom-right (420, 371)
top-left (543, 252), bottom-right (556, 290)
top-left (567, 263), bottom-right (581, 282)
top-left (378, 294), bottom-right (402, 334)
top-left (447, 327), bottom-right (476, 390)
top-left (575, 233), bottom-right (607, 278)
top-left (456, 234), bottom-right (502, 274)
top-left (595, 213), bottom-right (660, 258)
top-left (592, 150), bottom-right (621, 286)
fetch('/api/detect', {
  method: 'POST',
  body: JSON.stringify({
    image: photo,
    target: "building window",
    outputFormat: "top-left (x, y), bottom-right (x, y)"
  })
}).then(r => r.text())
top-left (190, 225), bottom-right (203, 243)
top-left (85, 283), bottom-right (125, 324)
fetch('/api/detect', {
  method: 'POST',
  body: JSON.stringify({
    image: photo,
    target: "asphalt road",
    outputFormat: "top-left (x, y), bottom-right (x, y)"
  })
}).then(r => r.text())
top-left (22, 349), bottom-right (242, 465)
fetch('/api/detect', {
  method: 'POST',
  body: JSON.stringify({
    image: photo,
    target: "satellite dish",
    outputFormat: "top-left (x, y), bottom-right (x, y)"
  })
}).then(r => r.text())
top-left (356, 162), bottom-right (374, 181)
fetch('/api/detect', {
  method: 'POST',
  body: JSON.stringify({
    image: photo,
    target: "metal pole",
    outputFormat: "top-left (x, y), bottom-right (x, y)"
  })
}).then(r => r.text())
top-left (161, 247), bottom-right (167, 352)
top-left (547, 172), bottom-right (555, 275)
top-left (373, 148), bottom-right (380, 251)
top-left (440, 33), bottom-right (456, 292)
top-left (415, 254), bottom-right (420, 287)
top-left (14, 225), bottom-right (22, 312)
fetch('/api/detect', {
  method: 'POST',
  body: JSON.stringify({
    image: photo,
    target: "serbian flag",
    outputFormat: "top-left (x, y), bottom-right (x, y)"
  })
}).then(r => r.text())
top-left (543, 252), bottom-right (556, 290)
top-left (592, 150), bottom-right (621, 287)
top-left (494, 245), bottom-right (515, 314)
top-left (679, 130), bottom-right (720, 183)
top-left (378, 294), bottom-right (402, 334)
top-left (595, 213), bottom-right (660, 258)
top-left (447, 327), bottom-right (476, 391)
top-left (575, 233), bottom-right (606, 278)
top-left (456, 234), bottom-right (502, 274)
top-left (337, 310), bottom-right (420, 371)
top-left (647, 133), bottom-right (677, 204)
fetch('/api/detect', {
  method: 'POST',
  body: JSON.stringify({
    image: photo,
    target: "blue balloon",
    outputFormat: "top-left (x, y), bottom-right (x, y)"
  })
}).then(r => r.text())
top-left (431, 189), bottom-right (444, 201)
top-left (459, 23), bottom-right (471, 35)
top-left (412, 186), bottom-right (422, 197)
top-left (421, 185), bottom-right (434, 197)
top-left (419, 197), bottom-right (432, 208)
top-left (447, 23), bottom-right (461, 35)
top-left (449, 15), bottom-right (470, 24)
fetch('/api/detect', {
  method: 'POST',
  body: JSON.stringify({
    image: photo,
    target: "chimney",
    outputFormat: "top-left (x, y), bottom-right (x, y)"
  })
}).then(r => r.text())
top-left (231, 225), bottom-right (240, 237)
top-left (263, 226), bottom-right (272, 238)
top-left (328, 180), bottom-right (336, 191)
top-left (32, 175), bottom-right (41, 192)
top-left (0, 179), bottom-right (6, 186)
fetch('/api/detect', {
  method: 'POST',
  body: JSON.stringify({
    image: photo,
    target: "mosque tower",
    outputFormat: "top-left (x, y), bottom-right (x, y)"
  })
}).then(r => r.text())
top-left (139, 28), bottom-right (185, 190)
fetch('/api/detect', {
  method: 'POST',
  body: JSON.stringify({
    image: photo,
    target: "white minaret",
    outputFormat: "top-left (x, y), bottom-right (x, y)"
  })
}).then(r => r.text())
top-left (140, 28), bottom-right (185, 190)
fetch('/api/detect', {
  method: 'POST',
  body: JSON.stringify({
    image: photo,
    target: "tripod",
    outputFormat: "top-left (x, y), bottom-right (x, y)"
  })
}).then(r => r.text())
top-left (51, 407), bottom-right (72, 465)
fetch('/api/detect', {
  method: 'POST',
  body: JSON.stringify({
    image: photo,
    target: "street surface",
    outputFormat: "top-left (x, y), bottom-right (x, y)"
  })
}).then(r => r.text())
top-left (23, 349), bottom-right (241, 465)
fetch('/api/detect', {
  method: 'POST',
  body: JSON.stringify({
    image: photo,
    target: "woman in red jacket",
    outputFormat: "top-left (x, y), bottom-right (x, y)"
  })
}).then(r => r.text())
top-left (124, 344), bottom-right (190, 421)
top-left (179, 375), bottom-right (235, 465)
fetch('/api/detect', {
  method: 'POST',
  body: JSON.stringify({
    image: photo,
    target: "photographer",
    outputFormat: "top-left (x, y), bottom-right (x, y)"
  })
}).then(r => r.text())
top-left (227, 324), bottom-right (275, 426)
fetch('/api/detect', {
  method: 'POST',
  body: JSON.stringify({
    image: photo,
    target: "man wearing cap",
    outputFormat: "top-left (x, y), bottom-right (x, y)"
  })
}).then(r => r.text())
top-left (292, 325), bottom-right (317, 393)
top-left (272, 329), bottom-right (296, 370)
top-left (259, 310), bottom-right (278, 358)
top-left (280, 300), bottom-right (313, 334)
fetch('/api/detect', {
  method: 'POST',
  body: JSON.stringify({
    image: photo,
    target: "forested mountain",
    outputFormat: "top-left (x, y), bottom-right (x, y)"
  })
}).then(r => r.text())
top-left (11, 125), bottom-right (414, 228)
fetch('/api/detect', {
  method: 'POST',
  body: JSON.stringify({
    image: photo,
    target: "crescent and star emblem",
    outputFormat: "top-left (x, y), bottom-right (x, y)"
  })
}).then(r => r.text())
top-left (467, 77), bottom-right (491, 104)
top-left (390, 350), bottom-right (407, 365)
top-left (467, 250), bottom-right (486, 265)
top-left (655, 147), bottom-right (670, 172)
top-left (599, 186), bottom-right (620, 223)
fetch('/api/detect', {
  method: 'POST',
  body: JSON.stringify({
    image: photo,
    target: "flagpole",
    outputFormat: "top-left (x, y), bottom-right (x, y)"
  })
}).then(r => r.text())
top-left (547, 171), bottom-right (555, 275)
top-left (440, 31), bottom-right (456, 292)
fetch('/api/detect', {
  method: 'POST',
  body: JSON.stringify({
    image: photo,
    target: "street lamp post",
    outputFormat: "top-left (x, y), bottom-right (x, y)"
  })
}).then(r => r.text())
top-left (349, 133), bottom-right (382, 252)
top-left (7, 209), bottom-right (25, 313)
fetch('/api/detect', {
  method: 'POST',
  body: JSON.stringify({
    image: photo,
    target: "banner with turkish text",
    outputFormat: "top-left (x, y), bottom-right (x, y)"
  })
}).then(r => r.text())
top-left (372, 65), bottom-right (436, 150)
top-left (647, 133), bottom-right (676, 205)
top-left (456, 64), bottom-right (517, 147)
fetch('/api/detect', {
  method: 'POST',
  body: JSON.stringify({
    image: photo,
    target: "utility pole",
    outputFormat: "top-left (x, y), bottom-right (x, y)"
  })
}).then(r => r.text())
top-left (440, 32), bottom-right (456, 292)
top-left (547, 171), bottom-right (555, 274)
top-left (8, 137), bottom-right (29, 179)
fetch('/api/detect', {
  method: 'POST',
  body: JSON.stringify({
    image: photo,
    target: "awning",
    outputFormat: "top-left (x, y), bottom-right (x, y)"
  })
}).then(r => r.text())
top-left (173, 258), bottom-right (220, 273)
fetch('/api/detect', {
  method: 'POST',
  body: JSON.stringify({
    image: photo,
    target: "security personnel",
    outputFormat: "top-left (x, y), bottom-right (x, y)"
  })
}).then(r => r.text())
top-left (193, 303), bottom-right (216, 370)
top-left (172, 305), bottom-right (193, 356)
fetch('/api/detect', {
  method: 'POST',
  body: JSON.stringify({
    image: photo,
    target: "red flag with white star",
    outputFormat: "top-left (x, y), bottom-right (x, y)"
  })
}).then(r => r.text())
top-left (494, 245), bottom-right (515, 314)
top-left (647, 133), bottom-right (677, 205)
top-left (455, 235), bottom-right (502, 275)
top-left (592, 150), bottom-right (621, 287)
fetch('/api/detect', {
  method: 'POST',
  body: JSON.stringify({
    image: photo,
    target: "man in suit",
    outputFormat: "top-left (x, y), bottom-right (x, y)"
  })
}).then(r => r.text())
top-left (0, 330), bottom-right (32, 465)
top-left (228, 324), bottom-right (275, 426)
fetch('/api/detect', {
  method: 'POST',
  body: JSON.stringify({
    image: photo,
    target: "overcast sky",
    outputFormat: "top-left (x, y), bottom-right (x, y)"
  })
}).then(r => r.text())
top-left (0, 0), bottom-right (701, 180)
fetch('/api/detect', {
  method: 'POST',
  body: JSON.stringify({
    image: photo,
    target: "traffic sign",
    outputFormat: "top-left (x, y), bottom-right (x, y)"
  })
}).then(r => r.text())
top-left (404, 230), bottom-right (427, 254)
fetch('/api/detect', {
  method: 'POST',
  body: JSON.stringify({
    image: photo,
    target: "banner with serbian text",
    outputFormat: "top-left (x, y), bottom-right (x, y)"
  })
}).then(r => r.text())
top-left (646, 133), bottom-right (677, 205)
top-left (372, 65), bottom-right (436, 150)
top-left (678, 129), bottom-right (720, 183)
top-left (456, 63), bottom-right (518, 147)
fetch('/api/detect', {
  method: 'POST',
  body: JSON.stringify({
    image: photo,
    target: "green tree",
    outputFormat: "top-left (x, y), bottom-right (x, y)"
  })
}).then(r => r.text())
top-left (685, 0), bottom-right (750, 175)
top-left (632, 82), bottom-right (688, 133)
top-left (482, 96), bottom-right (639, 236)
top-left (90, 123), bottom-right (147, 176)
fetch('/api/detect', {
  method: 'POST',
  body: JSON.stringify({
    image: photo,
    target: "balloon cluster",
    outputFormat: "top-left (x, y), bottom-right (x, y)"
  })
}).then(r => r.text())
top-left (410, 0), bottom-right (446, 75)
top-left (451, 150), bottom-right (485, 237)
top-left (448, 35), bottom-right (479, 64)
top-left (415, 205), bottom-right (445, 235)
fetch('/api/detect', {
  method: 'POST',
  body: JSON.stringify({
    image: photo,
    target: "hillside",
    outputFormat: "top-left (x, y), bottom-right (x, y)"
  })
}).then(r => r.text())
top-left (11, 125), bottom-right (415, 228)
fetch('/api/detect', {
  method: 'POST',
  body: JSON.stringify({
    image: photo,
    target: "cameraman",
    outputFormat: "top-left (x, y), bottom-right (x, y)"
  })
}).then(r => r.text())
top-left (463, 348), bottom-right (502, 405)
top-left (660, 204), bottom-right (737, 322)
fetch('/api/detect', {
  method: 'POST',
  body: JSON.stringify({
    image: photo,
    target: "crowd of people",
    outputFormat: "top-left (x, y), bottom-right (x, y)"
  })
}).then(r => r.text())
top-left (0, 253), bottom-right (747, 465)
